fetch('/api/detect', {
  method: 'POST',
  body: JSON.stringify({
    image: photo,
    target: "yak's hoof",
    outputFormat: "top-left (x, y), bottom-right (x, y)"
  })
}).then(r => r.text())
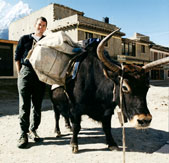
top-left (56, 131), bottom-right (61, 138)
top-left (108, 145), bottom-right (120, 151)
top-left (72, 144), bottom-right (78, 153)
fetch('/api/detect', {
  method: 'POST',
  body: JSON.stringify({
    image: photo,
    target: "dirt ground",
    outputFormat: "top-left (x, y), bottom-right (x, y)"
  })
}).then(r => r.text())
top-left (0, 81), bottom-right (169, 163)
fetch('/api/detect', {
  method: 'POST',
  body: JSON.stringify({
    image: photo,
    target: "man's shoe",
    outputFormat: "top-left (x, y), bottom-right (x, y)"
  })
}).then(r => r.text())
top-left (17, 133), bottom-right (28, 148)
top-left (28, 130), bottom-right (41, 142)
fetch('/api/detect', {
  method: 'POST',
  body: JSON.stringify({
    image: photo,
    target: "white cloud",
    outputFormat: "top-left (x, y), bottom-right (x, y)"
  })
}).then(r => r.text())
top-left (0, 0), bottom-right (11, 19)
top-left (0, 0), bottom-right (31, 39)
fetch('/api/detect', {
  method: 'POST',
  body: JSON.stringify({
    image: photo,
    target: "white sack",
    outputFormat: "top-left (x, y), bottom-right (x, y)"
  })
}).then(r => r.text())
top-left (29, 31), bottom-right (82, 85)
top-left (36, 31), bottom-right (80, 54)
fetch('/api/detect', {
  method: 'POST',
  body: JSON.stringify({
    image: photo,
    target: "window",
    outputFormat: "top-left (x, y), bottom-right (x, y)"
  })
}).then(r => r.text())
top-left (122, 43), bottom-right (125, 55)
top-left (132, 43), bottom-right (136, 56)
top-left (121, 42), bottom-right (135, 56)
top-left (154, 52), bottom-right (158, 60)
top-left (158, 53), bottom-right (161, 59)
top-left (151, 70), bottom-right (164, 80)
top-left (101, 35), bottom-right (108, 46)
top-left (141, 45), bottom-right (145, 53)
top-left (125, 43), bottom-right (129, 55)
top-left (129, 43), bottom-right (132, 56)
top-left (85, 32), bottom-right (93, 39)
top-left (161, 53), bottom-right (163, 58)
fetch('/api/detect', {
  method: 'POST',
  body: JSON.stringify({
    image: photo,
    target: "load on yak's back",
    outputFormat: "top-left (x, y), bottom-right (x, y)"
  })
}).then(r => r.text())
top-left (27, 31), bottom-right (83, 86)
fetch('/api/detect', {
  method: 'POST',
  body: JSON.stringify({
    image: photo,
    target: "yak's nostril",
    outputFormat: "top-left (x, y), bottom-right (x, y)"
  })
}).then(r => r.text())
top-left (137, 119), bottom-right (144, 125)
top-left (146, 119), bottom-right (152, 124)
top-left (137, 119), bottom-right (152, 126)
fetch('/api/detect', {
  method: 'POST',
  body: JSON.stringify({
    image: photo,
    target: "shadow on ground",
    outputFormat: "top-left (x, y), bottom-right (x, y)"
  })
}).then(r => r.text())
top-left (26, 127), bottom-right (169, 154)
top-left (150, 80), bottom-right (169, 87)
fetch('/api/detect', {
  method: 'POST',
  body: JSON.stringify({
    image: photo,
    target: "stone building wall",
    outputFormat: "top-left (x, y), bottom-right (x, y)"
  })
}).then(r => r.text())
top-left (9, 4), bottom-right (83, 41)
top-left (53, 4), bottom-right (83, 20)
top-left (135, 43), bottom-right (150, 61)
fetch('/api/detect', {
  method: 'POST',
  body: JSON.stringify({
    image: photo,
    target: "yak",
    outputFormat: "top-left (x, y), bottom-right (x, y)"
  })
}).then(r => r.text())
top-left (50, 29), bottom-right (169, 153)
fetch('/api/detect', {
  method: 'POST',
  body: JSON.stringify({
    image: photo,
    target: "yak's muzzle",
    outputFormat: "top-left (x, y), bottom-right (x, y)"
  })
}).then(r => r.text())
top-left (130, 114), bottom-right (152, 129)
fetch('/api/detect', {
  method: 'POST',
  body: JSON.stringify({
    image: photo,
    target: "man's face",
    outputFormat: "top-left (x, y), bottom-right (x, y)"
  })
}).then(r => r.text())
top-left (34, 19), bottom-right (47, 36)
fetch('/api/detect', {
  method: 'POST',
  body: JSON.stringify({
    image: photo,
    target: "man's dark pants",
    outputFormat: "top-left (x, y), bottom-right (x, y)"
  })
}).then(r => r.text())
top-left (17, 65), bottom-right (46, 135)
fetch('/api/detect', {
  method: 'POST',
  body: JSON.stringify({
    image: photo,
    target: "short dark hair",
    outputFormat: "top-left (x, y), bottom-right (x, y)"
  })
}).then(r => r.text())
top-left (35, 17), bottom-right (48, 26)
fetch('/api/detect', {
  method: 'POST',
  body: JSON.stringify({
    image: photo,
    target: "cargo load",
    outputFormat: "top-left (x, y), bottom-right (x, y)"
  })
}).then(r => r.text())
top-left (28, 31), bottom-right (83, 85)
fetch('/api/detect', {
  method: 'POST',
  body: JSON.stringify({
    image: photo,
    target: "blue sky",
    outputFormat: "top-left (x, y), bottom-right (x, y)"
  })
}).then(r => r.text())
top-left (4, 0), bottom-right (169, 47)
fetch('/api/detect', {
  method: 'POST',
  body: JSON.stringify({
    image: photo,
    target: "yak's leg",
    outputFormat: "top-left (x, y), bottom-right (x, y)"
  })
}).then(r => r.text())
top-left (51, 87), bottom-right (72, 136)
top-left (70, 108), bottom-right (81, 153)
top-left (102, 116), bottom-right (119, 150)
top-left (53, 105), bottom-right (61, 137)
top-left (64, 116), bottom-right (72, 131)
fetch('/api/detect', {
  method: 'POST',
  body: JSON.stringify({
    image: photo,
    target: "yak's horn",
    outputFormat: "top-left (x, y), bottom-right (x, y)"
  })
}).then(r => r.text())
top-left (97, 28), bottom-right (121, 72)
top-left (143, 56), bottom-right (169, 70)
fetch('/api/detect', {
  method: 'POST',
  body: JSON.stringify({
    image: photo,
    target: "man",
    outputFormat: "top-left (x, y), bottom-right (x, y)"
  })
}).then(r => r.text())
top-left (15, 17), bottom-right (47, 148)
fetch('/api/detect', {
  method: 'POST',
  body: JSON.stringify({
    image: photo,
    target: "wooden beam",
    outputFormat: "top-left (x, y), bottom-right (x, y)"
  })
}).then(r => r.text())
top-left (0, 39), bottom-right (18, 44)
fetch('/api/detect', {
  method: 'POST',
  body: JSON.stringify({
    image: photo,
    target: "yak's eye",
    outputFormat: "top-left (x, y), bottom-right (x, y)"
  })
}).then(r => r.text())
top-left (122, 86), bottom-right (128, 92)
top-left (121, 80), bottom-right (131, 93)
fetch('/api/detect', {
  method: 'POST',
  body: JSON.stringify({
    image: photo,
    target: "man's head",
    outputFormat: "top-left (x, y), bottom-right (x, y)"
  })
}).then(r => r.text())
top-left (34, 17), bottom-right (47, 37)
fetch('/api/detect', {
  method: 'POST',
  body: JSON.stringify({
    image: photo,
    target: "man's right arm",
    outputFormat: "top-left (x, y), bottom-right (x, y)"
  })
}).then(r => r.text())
top-left (15, 36), bottom-right (24, 75)
top-left (15, 60), bottom-right (21, 75)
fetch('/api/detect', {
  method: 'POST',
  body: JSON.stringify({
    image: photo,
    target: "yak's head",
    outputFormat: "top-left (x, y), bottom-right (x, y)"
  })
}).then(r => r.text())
top-left (115, 64), bottom-right (151, 129)
top-left (97, 29), bottom-right (169, 129)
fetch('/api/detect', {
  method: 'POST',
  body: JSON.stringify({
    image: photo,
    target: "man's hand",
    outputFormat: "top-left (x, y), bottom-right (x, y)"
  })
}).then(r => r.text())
top-left (15, 61), bottom-right (22, 75)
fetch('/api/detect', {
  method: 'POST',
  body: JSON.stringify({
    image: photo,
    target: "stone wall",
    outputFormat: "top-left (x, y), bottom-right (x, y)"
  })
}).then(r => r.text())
top-left (107, 37), bottom-right (122, 58)
top-left (53, 4), bottom-right (83, 20)
top-left (135, 43), bottom-right (150, 61)
top-left (9, 4), bottom-right (83, 41)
